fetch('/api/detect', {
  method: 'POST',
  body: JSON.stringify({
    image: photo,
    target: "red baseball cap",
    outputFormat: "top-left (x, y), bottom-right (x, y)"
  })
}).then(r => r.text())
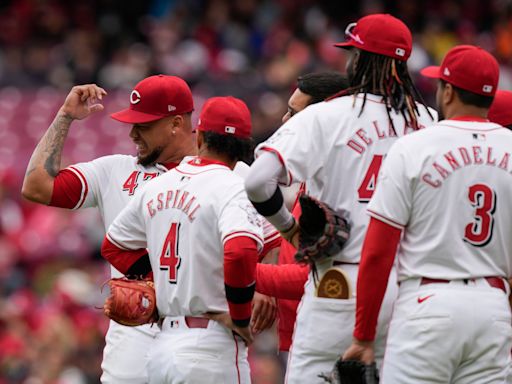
top-left (197, 96), bottom-right (251, 139)
top-left (334, 14), bottom-right (412, 61)
top-left (111, 75), bottom-right (194, 123)
top-left (420, 45), bottom-right (499, 96)
top-left (489, 90), bottom-right (512, 126)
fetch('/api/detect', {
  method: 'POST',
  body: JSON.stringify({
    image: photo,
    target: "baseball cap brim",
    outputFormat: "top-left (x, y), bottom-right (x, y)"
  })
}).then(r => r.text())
top-left (334, 41), bottom-right (356, 49)
top-left (420, 66), bottom-right (441, 79)
top-left (110, 108), bottom-right (164, 124)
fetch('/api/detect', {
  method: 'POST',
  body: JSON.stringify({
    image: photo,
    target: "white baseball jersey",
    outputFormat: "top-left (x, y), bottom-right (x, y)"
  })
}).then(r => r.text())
top-left (368, 118), bottom-right (512, 280)
top-left (67, 154), bottom-right (168, 277)
top-left (107, 157), bottom-right (264, 316)
top-left (255, 94), bottom-right (436, 263)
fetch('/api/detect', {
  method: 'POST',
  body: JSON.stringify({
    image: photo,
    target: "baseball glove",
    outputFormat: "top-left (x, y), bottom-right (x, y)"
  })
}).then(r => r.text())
top-left (320, 359), bottom-right (379, 384)
top-left (103, 277), bottom-right (158, 327)
top-left (294, 194), bottom-right (350, 266)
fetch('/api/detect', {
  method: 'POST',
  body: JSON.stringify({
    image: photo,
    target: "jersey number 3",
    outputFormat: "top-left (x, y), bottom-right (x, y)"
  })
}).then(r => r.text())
top-left (160, 222), bottom-right (181, 283)
top-left (463, 184), bottom-right (496, 247)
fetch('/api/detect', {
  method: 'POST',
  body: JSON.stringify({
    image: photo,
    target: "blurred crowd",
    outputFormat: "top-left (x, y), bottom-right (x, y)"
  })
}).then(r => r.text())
top-left (2, 0), bottom-right (512, 382)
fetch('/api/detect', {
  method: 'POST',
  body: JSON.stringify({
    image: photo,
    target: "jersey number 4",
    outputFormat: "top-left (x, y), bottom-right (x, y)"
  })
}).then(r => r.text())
top-left (122, 171), bottom-right (158, 195)
top-left (463, 184), bottom-right (496, 247)
top-left (159, 222), bottom-right (181, 283)
top-left (358, 155), bottom-right (383, 202)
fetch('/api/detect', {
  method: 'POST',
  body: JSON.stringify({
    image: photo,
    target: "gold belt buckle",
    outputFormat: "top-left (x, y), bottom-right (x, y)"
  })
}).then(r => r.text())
top-left (315, 267), bottom-right (352, 299)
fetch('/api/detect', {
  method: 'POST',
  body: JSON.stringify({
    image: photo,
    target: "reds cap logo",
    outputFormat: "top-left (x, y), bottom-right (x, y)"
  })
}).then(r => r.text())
top-left (130, 90), bottom-right (141, 104)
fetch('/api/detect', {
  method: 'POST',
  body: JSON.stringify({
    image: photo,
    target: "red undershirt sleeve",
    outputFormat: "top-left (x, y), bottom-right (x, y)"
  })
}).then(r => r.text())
top-left (224, 236), bottom-right (259, 327)
top-left (260, 236), bottom-right (282, 259)
top-left (256, 263), bottom-right (309, 300)
top-left (49, 169), bottom-right (84, 208)
top-left (101, 236), bottom-right (150, 276)
top-left (353, 217), bottom-right (402, 341)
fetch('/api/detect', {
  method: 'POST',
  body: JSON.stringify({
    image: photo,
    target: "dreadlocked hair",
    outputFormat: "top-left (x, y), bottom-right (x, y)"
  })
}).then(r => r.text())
top-left (345, 50), bottom-right (433, 131)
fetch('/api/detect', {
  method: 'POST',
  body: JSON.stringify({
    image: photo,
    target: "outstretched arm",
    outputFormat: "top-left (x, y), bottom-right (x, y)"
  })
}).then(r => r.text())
top-left (22, 84), bottom-right (107, 204)
top-left (256, 263), bottom-right (309, 300)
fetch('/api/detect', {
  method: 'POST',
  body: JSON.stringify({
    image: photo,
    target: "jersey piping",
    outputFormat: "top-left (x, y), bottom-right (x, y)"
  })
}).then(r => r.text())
top-left (67, 166), bottom-right (88, 209)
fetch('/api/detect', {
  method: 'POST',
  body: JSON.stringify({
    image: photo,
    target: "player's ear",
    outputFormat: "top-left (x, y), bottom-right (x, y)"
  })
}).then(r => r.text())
top-left (196, 130), bottom-right (204, 150)
top-left (443, 82), bottom-right (456, 105)
top-left (171, 115), bottom-right (184, 129)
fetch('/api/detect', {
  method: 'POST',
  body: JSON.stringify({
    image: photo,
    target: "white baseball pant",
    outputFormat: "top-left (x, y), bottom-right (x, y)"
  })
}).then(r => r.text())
top-left (285, 262), bottom-right (398, 383)
top-left (382, 277), bottom-right (512, 383)
top-left (101, 321), bottom-right (159, 383)
top-left (148, 316), bottom-right (249, 384)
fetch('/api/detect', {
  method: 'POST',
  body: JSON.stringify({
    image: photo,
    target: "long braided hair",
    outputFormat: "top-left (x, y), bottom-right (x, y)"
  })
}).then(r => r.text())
top-left (337, 50), bottom-right (433, 131)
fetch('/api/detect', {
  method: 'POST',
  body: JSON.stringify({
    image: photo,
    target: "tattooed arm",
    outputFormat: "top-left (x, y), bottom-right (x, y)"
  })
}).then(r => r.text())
top-left (21, 84), bottom-right (107, 204)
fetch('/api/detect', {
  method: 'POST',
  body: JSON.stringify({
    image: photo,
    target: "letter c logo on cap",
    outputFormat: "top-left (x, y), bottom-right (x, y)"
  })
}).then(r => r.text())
top-left (130, 90), bottom-right (141, 105)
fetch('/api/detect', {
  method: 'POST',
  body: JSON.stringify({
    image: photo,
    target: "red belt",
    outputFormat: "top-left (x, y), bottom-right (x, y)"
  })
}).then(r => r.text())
top-left (420, 276), bottom-right (506, 293)
top-left (185, 316), bottom-right (209, 328)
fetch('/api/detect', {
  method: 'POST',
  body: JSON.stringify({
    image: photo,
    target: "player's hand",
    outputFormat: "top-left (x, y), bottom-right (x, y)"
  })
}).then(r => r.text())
top-left (205, 312), bottom-right (254, 346)
top-left (251, 292), bottom-right (277, 334)
top-left (342, 339), bottom-right (375, 365)
top-left (58, 84), bottom-right (107, 120)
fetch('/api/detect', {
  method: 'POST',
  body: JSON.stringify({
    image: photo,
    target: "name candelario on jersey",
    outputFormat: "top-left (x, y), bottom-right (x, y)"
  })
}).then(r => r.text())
top-left (146, 189), bottom-right (200, 221)
top-left (422, 145), bottom-right (512, 188)
top-left (347, 120), bottom-right (424, 154)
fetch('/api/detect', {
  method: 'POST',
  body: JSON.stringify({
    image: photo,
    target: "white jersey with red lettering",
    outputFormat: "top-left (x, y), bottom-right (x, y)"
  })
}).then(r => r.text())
top-left (69, 154), bottom-right (166, 275)
top-left (368, 118), bottom-right (512, 280)
top-left (368, 118), bottom-right (512, 383)
top-left (107, 157), bottom-right (264, 315)
top-left (106, 157), bottom-right (263, 383)
top-left (254, 94), bottom-right (436, 383)
top-left (256, 94), bottom-right (436, 264)
top-left (66, 154), bottom-right (171, 383)
top-left (69, 154), bottom-right (276, 383)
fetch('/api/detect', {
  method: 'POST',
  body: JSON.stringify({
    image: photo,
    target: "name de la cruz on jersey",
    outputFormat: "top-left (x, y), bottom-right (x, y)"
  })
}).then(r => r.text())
top-left (422, 144), bottom-right (512, 188)
top-left (346, 120), bottom-right (422, 154)
top-left (146, 188), bottom-right (200, 221)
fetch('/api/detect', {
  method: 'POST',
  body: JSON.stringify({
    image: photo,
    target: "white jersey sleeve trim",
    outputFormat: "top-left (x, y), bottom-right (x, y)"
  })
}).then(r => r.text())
top-left (367, 209), bottom-right (405, 230)
top-left (67, 166), bottom-right (88, 210)
top-left (105, 232), bottom-right (130, 251)
top-left (264, 230), bottom-right (281, 244)
top-left (223, 231), bottom-right (264, 252)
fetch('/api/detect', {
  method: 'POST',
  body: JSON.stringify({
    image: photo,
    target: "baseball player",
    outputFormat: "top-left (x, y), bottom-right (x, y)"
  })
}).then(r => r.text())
top-left (102, 96), bottom-right (262, 383)
top-left (489, 89), bottom-right (512, 129)
top-left (343, 45), bottom-right (512, 383)
top-left (245, 14), bottom-right (436, 383)
top-left (255, 71), bottom-right (349, 357)
top-left (22, 75), bottom-right (195, 383)
top-left (21, 75), bottom-right (279, 382)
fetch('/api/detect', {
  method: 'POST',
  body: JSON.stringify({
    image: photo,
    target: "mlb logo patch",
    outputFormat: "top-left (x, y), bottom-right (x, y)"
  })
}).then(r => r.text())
top-left (395, 48), bottom-right (405, 57)
top-left (482, 85), bottom-right (493, 93)
top-left (472, 133), bottom-right (486, 141)
top-left (225, 126), bottom-right (236, 134)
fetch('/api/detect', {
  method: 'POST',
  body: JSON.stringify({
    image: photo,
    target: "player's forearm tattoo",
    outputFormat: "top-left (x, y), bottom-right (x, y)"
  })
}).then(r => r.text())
top-left (26, 114), bottom-right (73, 177)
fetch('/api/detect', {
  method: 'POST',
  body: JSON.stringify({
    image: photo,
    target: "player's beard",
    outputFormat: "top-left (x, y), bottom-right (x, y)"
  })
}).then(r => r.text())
top-left (138, 146), bottom-right (163, 166)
